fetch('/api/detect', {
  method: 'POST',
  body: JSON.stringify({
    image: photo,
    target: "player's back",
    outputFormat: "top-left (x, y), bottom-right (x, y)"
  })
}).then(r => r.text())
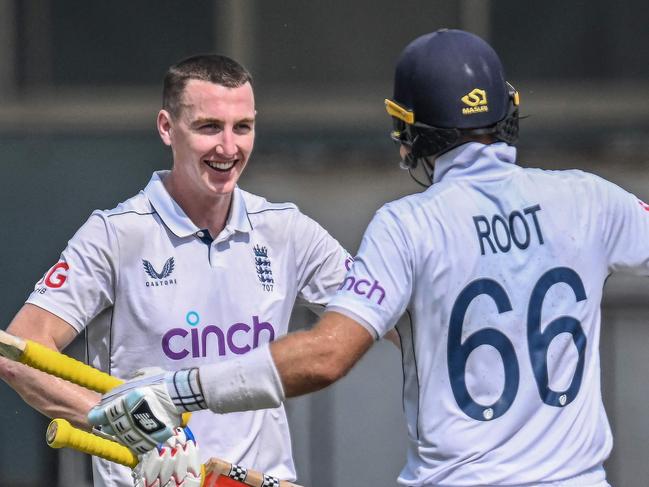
top-left (392, 143), bottom-right (624, 486)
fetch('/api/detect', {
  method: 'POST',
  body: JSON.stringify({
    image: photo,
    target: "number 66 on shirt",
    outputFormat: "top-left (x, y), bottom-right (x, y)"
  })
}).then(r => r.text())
top-left (448, 266), bottom-right (587, 421)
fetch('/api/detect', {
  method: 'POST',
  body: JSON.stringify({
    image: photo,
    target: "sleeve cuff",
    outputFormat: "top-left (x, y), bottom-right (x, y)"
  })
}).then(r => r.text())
top-left (324, 305), bottom-right (380, 340)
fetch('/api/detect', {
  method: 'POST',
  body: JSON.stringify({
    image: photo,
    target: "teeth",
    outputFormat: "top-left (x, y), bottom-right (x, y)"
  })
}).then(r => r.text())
top-left (206, 160), bottom-right (236, 170)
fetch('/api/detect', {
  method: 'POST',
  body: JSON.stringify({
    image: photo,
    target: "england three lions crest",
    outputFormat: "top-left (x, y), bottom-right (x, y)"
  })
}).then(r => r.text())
top-left (253, 245), bottom-right (274, 292)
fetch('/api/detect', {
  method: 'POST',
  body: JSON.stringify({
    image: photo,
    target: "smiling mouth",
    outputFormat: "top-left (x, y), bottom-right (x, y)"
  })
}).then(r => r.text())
top-left (204, 159), bottom-right (237, 172)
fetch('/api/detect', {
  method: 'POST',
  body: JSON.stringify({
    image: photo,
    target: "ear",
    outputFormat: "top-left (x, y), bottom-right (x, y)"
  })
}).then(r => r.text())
top-left (157, 109), bottom-right (174, 147)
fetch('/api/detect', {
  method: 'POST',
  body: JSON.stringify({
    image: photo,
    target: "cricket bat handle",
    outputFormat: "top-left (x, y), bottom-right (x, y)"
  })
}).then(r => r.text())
top-left (48, 419), bottom-right (304, 487)
top-left (0, 330), bottom-right (190, 425)
top-left (0, 329), bottom-right (121, 393)
top-left (21, 339), bottom-right (122, 393)
top-left (47, 418), bottom-right (138, 468)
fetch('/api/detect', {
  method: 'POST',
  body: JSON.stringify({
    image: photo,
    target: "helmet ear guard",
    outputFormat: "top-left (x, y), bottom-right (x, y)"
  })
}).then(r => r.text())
top-left (408, 125), bottom-right (461, 166)
top-left (385, 82), bottom-right (520, 171)
top-left (492, 82), bottom-right (519, 146)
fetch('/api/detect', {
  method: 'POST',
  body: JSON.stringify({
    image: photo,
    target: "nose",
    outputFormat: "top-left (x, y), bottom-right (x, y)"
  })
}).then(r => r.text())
top-left (215, 129), bottom-right (237, 158)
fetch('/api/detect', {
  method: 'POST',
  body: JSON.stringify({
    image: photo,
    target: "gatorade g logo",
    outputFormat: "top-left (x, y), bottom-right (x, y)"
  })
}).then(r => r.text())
top-left (461, 88), bottom-right (489, 115)
top-left (44, 263), bottom-right (69, 289)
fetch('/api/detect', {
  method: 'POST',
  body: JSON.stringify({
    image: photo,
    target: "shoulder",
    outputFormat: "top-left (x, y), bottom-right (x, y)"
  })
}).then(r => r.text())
top-left (239, 188), bottom-right (298, 216)
top-left (522, 166), bottom-right (598, 182)
top-left (101, 191), bottom-right (155, 219)
top-left (239, 189), bottom-right (302, 229)
top-left (64, 194), bottom-right (153, 252)
top-left (376, 186), bottom-right (452, 228)
top-left (365, 194), bottom-right (430, 247)
top-left (521, 166), bottom-right (625, 199)
top-left (91, 191), bottom-right (157, 227)
top-left (81, 191), bottom-right (159, 246)
top-left (239, 189), bottom-right (338, 248)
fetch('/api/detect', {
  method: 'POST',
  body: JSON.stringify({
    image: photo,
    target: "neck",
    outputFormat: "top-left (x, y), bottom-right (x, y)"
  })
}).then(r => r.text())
top-left (163, 175), bottom-right (232, 237)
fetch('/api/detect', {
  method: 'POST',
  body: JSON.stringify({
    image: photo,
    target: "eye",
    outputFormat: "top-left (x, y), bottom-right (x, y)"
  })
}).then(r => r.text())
top-left (234, 122), bottom-right (253, 134)
top-left (199, 123), bottom-right (221, 131)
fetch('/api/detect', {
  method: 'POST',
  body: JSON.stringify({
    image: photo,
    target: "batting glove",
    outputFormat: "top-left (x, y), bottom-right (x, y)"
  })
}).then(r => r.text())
top-left (87, 368), bottom-right (187, 454)
top-left (133, 426), bottom-right (202, 487)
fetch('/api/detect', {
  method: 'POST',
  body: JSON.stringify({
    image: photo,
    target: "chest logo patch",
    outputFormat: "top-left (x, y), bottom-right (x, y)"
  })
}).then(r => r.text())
top-left (461, 88), bottom-right (489, 115)
top-left (253, 245), bottom-right (274, 291)
top-left (143, 257), bottom-right (177, 287)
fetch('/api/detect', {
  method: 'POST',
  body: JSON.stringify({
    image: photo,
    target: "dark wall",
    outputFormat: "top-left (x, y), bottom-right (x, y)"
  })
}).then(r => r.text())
top-left (14, 1), bottom-right (649, 91)
top-left (0, 135), bottom-right (167, 485)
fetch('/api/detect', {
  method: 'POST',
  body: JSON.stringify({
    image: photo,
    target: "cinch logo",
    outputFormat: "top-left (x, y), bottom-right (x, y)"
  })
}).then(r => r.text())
top-left (143, 257), bottom-right (177, 287)
top-left (162, 311), bottom-right (276, 360)
top-left (338, 276), bottom-right (386, 305)
top-left (461, 88), bottom-right (489, 115)
top-left (44, 262), bottom-right (69, 289)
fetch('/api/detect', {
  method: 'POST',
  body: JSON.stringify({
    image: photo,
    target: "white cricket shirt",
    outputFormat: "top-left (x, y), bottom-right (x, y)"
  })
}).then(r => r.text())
top-left (27, 170), bottom-right (349, 487)
top-left (329, 142), bottom-right (649, 486)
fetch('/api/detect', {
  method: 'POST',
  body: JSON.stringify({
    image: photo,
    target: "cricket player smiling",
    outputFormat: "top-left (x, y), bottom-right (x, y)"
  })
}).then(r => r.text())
top-left (0, 54), bottom-right (349, 487)
top-left (89, 30), bottom-right (649, 486)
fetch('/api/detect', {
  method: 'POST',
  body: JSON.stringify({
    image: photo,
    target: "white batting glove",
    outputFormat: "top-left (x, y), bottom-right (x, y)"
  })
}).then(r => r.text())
top-left (133, 426), bottom-right (202, 487)
top-left (88, 367), bottom-right (205, 455)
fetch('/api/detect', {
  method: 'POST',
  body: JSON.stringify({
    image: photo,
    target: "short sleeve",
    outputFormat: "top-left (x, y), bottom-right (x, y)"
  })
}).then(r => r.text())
top-left (327, 206), bottom-right (413, 338)
top-left (292, 213), bottom-right (350, 314)
top-left (26, 212), bottom-right (117, 332)
top-left (599, 178), bottom-right (649, 275)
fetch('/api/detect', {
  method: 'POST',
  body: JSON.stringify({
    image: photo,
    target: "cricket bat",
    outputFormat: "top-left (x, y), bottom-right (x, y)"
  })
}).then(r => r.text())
top-left (0, 328), bottom-right (122, 392)
top-left (0, 329), bottom-right (190, 420)
top-left (47, 418), bottom-right (302, 486)
top-left (1, 330), bottom-right (302, 487)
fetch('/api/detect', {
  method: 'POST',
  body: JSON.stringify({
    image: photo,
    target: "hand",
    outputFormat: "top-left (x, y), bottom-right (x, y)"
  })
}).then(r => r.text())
top-left (87, 368), bottom-right (183, 455)
top-left (133, 427), bottom-right (202, 487)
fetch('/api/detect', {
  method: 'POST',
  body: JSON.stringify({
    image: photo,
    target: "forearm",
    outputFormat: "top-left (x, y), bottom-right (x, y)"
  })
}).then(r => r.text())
top-left (1, 304), bottom-right (99, 429)
top-left (0, 356), bottom-right (99, 429)
top-left (271, 328), bottom-right (348, 397)
top-left (87, 313), bottom-right (374, 450)
top-left (192, 311), bottom-right (373, 413)
top-left (273, 311), bottom-right (374, 396)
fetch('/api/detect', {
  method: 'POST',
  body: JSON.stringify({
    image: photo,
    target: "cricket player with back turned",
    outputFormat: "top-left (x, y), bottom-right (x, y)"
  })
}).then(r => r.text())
top-left (0, 54), bottom-right (350, 487)
top-left (90, 29), bottom-right (646, 486)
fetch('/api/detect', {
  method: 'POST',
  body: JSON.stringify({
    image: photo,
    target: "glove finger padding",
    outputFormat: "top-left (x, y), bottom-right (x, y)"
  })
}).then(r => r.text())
top-left (134, 427), bottom-right (202, 487)
top-left (88, 369), bottom-right (183, 455)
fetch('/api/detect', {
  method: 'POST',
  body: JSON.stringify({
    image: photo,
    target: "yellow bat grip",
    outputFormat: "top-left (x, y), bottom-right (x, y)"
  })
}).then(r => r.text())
top-left (47, 420), bottom-right (207, 486)
top-left (22, 340), bottom-right (122, 393)
top-left (47, 419), bottom-right (138, 468)
top-left (21, 336), bottom-right (192, 461)
top-left (22, 339), bottom-right (192, 426)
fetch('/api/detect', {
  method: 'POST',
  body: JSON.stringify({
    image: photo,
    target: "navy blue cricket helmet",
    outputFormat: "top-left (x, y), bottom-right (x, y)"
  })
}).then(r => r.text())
top-left (385, 29), bottom-right (519, 169)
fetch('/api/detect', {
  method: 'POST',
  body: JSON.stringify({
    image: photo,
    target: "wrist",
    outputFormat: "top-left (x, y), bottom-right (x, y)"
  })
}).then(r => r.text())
top-left (164, 368), bottom-right (207, 413)
top-left (199, 345), bottom-right (285, 413)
